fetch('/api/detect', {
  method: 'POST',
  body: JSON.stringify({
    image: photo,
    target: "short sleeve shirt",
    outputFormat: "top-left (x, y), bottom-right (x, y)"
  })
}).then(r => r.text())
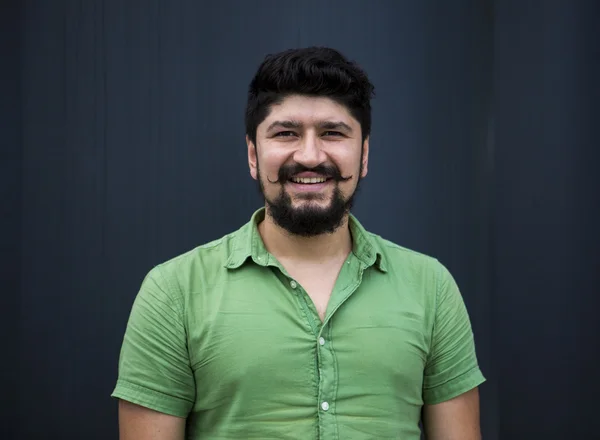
top-left (111, 208), bottom-right (486, 439)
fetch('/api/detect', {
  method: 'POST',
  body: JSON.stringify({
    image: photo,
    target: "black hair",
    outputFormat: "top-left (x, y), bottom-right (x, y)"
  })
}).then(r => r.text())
top-left (245, 47), bottom-right (375, 145)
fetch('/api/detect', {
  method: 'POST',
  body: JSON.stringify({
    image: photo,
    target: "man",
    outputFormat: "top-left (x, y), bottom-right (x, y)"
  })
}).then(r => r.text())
top-left (112, 47), bottom-right (485, 439)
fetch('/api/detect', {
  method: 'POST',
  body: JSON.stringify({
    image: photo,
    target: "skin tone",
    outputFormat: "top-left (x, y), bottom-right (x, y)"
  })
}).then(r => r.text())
top-left (117, 94), bottom-right (482, 440)
top-left (423, 388), bottom-right (482, 440)
top-left (118, 400), bottom-right (185, 440)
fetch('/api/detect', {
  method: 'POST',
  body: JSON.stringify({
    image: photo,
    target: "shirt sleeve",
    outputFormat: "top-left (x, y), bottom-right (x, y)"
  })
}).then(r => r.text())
top-left (422, 262), bottom-right (486, 405)
top-left (111, 265), bottom-right (195, 417)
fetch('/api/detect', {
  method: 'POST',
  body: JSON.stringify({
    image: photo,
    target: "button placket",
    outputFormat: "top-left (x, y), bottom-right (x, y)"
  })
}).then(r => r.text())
top-left (316, 254), bottom-right (359, 438)
top-left (316, 323), bottom-right (337, 438)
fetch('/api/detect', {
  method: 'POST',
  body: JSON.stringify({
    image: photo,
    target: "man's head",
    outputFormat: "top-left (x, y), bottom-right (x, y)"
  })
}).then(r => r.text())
top-left (245, 47), bottom-right (375, 237)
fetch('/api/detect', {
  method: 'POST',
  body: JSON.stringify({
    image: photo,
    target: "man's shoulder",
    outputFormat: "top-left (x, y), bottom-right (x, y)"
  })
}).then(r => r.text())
top-left (147, 226), bottom-right (243, 288)
top-left (366, 231), bottom-right (448, 278)
top-left (164, 233), bottom-right (234, 265)
top-left (367, 231), bottom-right (437, 263)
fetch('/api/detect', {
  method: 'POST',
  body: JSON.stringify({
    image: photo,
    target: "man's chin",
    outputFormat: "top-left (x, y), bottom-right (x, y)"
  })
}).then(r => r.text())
top-left (289, 201), bottom-right (349, 219)
top-left (288, 190), bottom-right (330, 202)
top-left (290, 197), bottom-right (331, 208)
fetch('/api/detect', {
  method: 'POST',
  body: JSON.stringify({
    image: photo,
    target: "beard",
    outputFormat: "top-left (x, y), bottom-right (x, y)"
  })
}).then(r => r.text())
top-left (256, 161), bottom-right (362, 237)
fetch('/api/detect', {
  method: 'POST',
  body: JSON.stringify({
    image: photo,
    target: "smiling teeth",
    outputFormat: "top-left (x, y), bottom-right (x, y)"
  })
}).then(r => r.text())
top-left (291, 177), bottom-right (327, 184)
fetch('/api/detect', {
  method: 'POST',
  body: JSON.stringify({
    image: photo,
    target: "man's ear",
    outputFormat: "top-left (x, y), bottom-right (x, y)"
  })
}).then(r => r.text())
top-left (247, 135), bottom-right (258, 180)
top-left (360, 136), bottom-right (369, 178)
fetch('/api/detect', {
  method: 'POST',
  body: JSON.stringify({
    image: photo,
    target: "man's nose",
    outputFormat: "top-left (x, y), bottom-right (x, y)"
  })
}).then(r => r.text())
top-left (293, 133), bottom-right (326, 168)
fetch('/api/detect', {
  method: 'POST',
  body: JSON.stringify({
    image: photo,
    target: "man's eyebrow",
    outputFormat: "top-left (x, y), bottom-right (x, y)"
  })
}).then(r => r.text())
top-left (266, 120), bottom-right (303, 131)
top-left (318, 121), bottom-right (353, 132)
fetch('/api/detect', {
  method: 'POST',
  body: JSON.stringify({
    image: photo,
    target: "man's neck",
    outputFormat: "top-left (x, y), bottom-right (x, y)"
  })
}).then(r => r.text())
top-left (257, 212), bottom-right (353, 264)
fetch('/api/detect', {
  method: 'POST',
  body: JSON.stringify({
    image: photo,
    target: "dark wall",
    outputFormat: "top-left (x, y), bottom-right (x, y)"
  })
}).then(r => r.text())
top-left (1, 2), bottom-right (21, 440)
top-left (493, 1), bottom-right (600, 438)
top-left (9, 0), bottom-right (598, 439)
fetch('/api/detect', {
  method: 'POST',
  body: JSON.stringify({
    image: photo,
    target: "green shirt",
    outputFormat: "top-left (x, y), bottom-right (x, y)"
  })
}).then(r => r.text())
top-left (112, 208), bottom-right (485, 439)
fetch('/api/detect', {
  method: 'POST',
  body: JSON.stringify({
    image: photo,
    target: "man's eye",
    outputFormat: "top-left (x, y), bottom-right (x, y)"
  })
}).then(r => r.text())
top-left (322, 131), bottom-right (343, 137)
top-left (274, 131), bottom-right (296, 137)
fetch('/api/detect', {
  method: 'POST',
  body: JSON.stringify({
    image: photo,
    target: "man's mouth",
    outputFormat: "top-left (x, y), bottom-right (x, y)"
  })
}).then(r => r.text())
top-left (289, 176), bottom-right (330, 184)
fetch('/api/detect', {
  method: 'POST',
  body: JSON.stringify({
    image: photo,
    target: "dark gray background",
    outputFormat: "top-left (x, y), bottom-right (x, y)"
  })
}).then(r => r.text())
top-left (2, 1), bottom-right (598, 439)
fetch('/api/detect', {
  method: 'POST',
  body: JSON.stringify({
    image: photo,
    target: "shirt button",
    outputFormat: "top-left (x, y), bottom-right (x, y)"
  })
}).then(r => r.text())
top-left (290, 280), bottom-right (297, 289)
top-left (321, 401), bottom-right (329, 411)
top-left (319, 337), bottom-right (325, 346)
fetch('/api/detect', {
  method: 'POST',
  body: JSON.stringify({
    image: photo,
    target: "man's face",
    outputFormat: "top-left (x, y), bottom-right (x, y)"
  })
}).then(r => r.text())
top-left (247, 95), bottom-right (369, 237)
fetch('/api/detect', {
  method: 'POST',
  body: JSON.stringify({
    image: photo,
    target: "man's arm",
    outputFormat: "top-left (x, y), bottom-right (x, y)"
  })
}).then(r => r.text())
top-left (421, 262), bottom-right (486, 439)
top-left (422, 388), bottom-right (481, 440)
top-left (118, 400), bottom-right (186, 440)
top-left (111, 266), bottom-right (195, 437)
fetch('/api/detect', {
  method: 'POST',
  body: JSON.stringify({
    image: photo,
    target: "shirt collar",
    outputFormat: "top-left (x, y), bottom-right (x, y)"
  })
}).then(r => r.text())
top-left (225, 207), bottom-right (387, 272)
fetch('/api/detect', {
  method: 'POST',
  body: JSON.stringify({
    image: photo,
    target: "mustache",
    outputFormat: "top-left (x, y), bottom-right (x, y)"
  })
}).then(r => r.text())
top-left (266, 164), bottom-right (353, 184)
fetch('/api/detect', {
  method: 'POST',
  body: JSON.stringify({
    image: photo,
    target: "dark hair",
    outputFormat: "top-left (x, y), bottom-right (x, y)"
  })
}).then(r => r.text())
top-left (245, 47), bottom-right (375, 145)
